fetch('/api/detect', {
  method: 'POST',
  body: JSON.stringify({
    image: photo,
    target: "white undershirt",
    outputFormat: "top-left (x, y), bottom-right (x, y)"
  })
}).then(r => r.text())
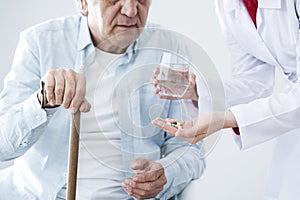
top-left (57, 48), bottom-right (128, 199)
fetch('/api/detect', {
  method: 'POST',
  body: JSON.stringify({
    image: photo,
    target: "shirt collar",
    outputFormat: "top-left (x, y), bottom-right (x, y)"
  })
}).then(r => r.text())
top-left (77, 15), bottom-right (93, 51)
top-left (114, 41), bottom-right (137, 66)
top-left (223, 0), bottom-right (282, 12)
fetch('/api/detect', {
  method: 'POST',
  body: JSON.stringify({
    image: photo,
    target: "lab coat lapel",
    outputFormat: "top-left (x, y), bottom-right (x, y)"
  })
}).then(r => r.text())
top-left (256, 0), bottom-right (281, 30)
top-left (224, 0), bottom-right (281, 66)
top-left (254, 0), bottom-right (282, 66)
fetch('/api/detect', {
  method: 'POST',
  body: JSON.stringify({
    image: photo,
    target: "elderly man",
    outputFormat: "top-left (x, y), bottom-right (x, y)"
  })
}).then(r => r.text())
top-left (0, 0), bottom-right (205, 199)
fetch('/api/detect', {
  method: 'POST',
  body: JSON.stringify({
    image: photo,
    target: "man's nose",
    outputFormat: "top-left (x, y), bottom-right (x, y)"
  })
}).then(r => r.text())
top-left (121, 0), bottom-right (138, 17)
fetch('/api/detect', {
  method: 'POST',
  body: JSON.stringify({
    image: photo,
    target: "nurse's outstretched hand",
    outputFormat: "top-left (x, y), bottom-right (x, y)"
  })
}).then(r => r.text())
top-left (152, 111), bottom-right (238, 144)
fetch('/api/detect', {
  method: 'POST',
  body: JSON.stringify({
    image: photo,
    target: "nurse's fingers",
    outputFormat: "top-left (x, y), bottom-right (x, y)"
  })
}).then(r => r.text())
top-left (152, 117), bottom-right (183, 136)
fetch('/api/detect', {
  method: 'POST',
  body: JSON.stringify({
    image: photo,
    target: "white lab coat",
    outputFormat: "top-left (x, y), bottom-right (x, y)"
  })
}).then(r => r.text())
top-left (215, 0), bottom-right (300, 199)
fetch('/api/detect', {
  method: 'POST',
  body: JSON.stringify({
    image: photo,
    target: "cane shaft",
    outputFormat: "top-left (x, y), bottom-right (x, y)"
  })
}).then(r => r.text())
top-left (66, 112), bottom-right (80, 200)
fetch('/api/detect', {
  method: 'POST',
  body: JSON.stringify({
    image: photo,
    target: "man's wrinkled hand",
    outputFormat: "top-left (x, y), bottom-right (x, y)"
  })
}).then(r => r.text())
top-left (122, 158), bottom-right (167, 200)
top-left (40, 69), bottom-right (90, 113)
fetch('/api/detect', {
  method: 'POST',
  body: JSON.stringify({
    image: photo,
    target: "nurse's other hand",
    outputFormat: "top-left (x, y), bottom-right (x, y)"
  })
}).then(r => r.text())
top-left (151, 67), bottom-right (199, 102)
top-left (39, 69), bottom-right (91, 113)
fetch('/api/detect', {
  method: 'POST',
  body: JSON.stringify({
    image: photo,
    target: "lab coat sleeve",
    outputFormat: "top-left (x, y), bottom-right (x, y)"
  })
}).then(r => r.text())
top-left (215, 0), bottom-right (276, 108)
top-left (230, 84), bottom-right (300, 149)
top-left (227, 1), bottom-right (300, 149)
top-left (0, 32), bottom-right (53, 161)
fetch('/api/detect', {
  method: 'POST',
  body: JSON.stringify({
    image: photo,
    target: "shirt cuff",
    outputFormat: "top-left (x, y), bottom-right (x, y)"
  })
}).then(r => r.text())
top-left (155, 158), bottom-right (175, 200)
top-left (23, 92), bottom-right (61, 129)
top-left (23, 92), bottom-right (48, 130)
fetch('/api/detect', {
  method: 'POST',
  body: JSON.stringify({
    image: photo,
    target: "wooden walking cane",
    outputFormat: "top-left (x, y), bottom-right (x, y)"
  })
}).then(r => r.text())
top-left (66, 111), bottom-right (81, 200)
top-left (40, 83), bottom-right (80, 199)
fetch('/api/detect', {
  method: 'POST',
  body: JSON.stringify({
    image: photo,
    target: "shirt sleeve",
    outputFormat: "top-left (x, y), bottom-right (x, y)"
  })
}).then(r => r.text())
top-left (0, 32), bottom-right (54, 161)
top-left (155, 100), bottom-right (206, 200)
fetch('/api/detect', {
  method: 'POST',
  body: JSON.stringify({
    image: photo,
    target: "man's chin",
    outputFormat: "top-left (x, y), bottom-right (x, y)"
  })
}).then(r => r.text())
top-left (97, 29), bottom-right (142, 53)
top-left (116, 28), bottom-right (142, 42)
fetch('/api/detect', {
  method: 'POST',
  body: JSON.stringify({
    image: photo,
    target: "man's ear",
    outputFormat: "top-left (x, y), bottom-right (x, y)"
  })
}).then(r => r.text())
top-left (79, 0), bottom-right (88, 16)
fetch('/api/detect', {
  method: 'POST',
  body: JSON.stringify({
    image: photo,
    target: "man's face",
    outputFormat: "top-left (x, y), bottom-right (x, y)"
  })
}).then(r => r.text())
top-left (80, 0), bottom-right (151, 53)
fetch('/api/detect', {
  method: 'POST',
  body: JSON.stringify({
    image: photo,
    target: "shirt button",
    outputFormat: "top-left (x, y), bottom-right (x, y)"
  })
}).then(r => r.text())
top-left (21, 140), bottom-right (28, 147)
top-left (79, 65), bottom-right (84, 70)
top-left (63, 172), bottom-right (68, 177)
top-left (47, 114), bottom-right (53, 118)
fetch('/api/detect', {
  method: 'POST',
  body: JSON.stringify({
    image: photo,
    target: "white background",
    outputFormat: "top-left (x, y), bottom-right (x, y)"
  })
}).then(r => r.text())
top-left (0, 0), bottom-right (276, 199)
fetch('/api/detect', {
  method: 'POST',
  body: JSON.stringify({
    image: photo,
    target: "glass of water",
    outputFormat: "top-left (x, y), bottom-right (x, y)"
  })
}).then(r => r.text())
top-left (157, 52), bottom-right (189, 98)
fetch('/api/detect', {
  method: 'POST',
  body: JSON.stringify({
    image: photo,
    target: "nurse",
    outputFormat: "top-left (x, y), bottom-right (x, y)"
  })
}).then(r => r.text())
top-left (152, 0), bottom-right (300, 199)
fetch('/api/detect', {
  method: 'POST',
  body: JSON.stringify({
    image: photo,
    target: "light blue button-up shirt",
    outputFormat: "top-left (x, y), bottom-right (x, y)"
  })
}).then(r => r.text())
top-left (0, 15), bottom-right (205, 200)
